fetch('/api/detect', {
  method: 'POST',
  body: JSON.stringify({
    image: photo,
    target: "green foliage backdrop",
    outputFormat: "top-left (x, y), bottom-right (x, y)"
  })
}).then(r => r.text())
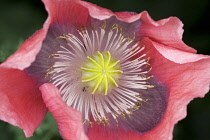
top-left (0, 0), bottom-right (210, 140)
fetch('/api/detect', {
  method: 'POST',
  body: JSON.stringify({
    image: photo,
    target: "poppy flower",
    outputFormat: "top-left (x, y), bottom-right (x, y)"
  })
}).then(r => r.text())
top-left (1, 0), bottom-right (210, 140)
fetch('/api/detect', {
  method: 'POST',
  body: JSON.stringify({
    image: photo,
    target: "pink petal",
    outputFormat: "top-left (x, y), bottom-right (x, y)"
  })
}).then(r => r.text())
top-left (88, 123), bottom-right (142, 140)
top-left (75, 2), bottom-right (196, 54)
top-left (43, 0), bottom-right (89, 26)
top-left (77, 2), bottom-right (195, 54)
top-left (40, 83), bottom-right (88, 140)
top-left (150, 39), bottom-right (209, 64)
top-left (1, 27), bottom-right (49, 70)
top-left (1, 0), bottom-right (90, 71)
top-left (138, 11), bottom-right (196, 53)
top-left (116, 11), bottom-right (196, 53)
top-left (80, 1), bottom-right (144, 22)
top-left (138, 38), bottom-right (210, 139)
top-left (79, 0), bottom-right (114, 20)
top-left (0, 67), bottom-right (47, 137)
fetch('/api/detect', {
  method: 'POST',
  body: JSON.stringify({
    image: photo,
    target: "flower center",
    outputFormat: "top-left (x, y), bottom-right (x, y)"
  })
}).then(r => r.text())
top-left (81, 51), bottom-right (123, 95)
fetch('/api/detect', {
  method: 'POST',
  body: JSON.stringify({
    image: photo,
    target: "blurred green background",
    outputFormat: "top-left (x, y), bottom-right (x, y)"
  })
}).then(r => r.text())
top-left (0, 0), bottom-right (210, 139)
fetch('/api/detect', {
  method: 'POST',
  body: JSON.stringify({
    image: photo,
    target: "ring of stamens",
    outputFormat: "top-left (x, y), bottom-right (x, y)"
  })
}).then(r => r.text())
top-left (37, 19), bottom-right (155, 125)
top-left (81, 51), bottom-right (123, 95)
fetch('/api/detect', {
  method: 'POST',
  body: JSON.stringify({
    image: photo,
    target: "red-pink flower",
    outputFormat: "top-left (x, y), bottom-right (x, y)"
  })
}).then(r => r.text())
top-left (1, 0), bottom-right (210, 140)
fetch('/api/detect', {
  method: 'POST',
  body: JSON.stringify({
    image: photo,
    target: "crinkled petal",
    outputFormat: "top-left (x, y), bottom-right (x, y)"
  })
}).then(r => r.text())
top-left (136, 38), bottom-right (210, 140)
top-left (79, 0), bottom-right (114, 20)
top-left (115, 11), bottom-right (196, 53)
top-left (43, 0), bottom-right (89, 26)
top-left (79, 1), bottom-right (143, 23)
top-left (77, 1), bottom-right (196, 54)
top-left (137, 11), bottom-right (196, 53)
top-left (1, 26), bottom-right (49, 70)
top-left (150, 40), bottom-right (209, 63)
top-left (1, 0), bottom-right (90, 71)
top-left (76, 2), bottom-right (196, 53)
top-left (0, 67), bottom-right (47, 137)
top-left (40, 83), bottom-right (88, 140)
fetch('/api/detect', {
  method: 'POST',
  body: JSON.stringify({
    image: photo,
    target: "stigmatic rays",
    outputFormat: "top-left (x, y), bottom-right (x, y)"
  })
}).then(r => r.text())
top-left (41, 19), bottom-right (154, 126)
top-left (81, 51), bottom-right (123, 95)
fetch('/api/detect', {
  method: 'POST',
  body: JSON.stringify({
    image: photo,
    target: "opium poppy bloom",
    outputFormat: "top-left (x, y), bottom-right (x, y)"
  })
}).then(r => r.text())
top-left (1, 0), bottom-right (210, 140)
